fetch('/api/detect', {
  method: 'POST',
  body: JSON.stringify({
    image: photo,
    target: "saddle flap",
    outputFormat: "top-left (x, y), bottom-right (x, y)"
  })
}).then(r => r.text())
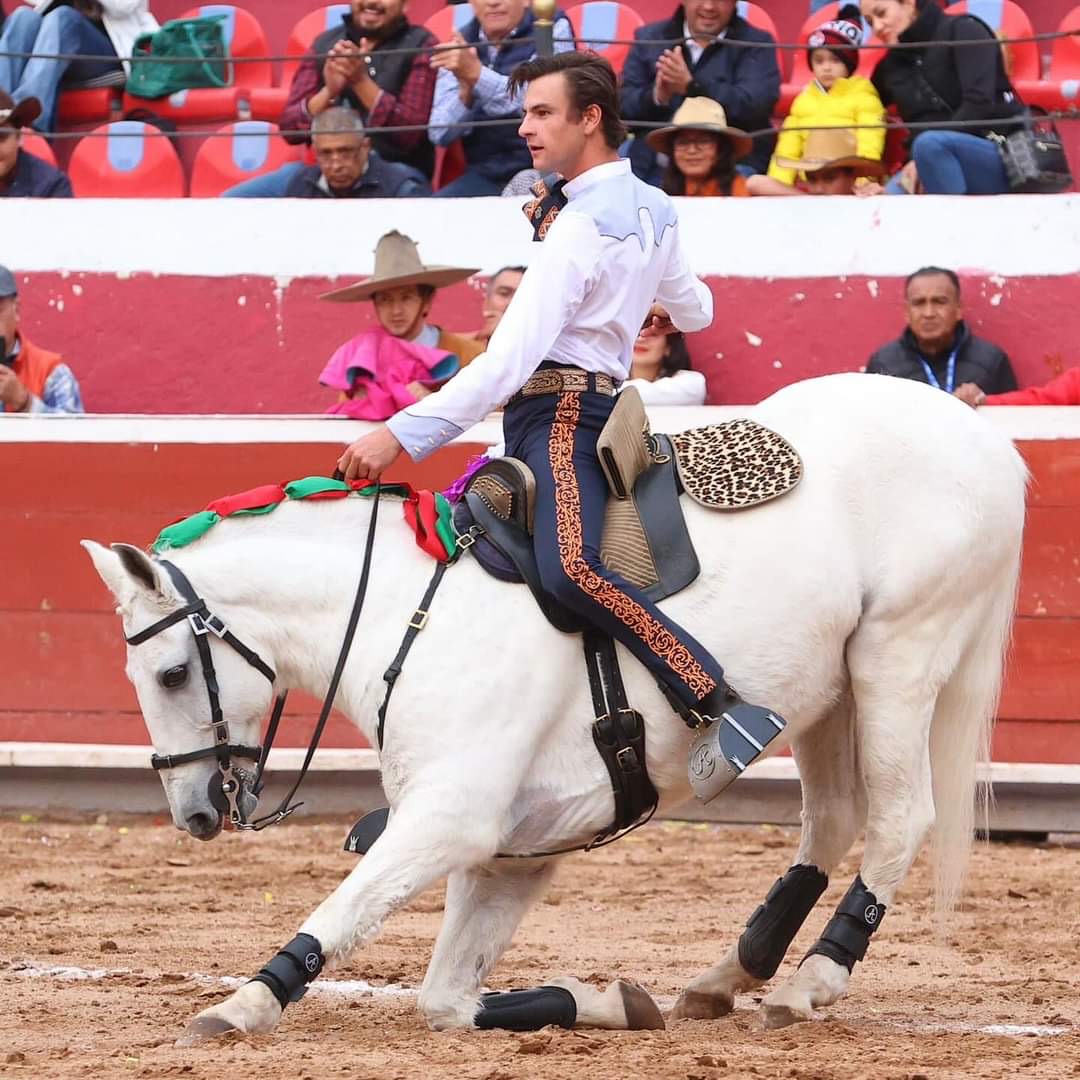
top-left (596, 386), bottom-right (652, 500)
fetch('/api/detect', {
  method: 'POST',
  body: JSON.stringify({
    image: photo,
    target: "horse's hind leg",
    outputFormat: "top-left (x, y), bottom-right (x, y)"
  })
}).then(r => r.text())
top-left (176, 793), bottom-right (506, 1045)
top-left (420, 859), bottom-right (664, 1032)
top-left (761, 631), bottom-right (938, 1029)
top-left (672, 696), bottom-right (860, 1021)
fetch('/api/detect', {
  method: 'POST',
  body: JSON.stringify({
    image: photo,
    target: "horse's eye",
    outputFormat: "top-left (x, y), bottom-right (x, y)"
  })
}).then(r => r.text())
top-left (159, 664), bottom-right (189, 690)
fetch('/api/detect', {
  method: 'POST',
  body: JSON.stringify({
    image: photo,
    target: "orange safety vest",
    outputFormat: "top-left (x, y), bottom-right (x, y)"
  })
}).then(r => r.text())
top-left (11, 335), bottom-right (64, 400)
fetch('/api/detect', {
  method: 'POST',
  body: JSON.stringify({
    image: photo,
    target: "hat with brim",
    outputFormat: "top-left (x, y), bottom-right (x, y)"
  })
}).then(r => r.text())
top-left (774, 127), bottom-right (887, 177)
top-left (645, 97), bottom-right (753, 161)
top-left (0, 91), bottom-right (42, 130)
top-left (320, 230), bottom-right (479, 304)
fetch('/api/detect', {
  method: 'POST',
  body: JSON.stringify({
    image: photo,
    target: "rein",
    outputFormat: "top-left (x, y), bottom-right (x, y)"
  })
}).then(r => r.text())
top-left (124, 483), bottom-right (383, 831)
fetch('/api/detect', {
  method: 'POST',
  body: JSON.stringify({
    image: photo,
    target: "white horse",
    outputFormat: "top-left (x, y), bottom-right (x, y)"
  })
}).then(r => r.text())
top-left (83, 372), bottom-right (1026, 1041)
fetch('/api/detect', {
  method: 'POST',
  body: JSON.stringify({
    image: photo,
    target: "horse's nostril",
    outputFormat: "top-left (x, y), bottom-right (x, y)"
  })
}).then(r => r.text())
top-left (186, 811), bottom-right (221, 840)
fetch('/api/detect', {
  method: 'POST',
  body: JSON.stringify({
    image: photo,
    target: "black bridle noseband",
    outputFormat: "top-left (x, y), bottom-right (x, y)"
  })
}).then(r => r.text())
top-left (124, 485), bottom-right (382, 831)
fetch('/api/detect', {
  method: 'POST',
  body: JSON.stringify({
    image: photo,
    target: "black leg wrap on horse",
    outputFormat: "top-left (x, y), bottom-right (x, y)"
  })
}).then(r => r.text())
top-left (802, 874), bottom-right (886, 974)
top-left (250, 933), bottom-right (325, 1009)
top-left (737, 863), bottom-right (829, 981)
top-left (474, 986), bottom-right (577, 1031)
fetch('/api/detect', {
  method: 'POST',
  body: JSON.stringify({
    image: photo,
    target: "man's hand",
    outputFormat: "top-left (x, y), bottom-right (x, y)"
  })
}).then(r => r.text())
top-left (639, 304), bottom-right (677, 338)
top-left (323, 40), bottom-right (364, 96)
top-left (953, 383), bottom-right (986, 408)
top-left (337, 425), bottom-right (405, 483)
top-left (0, 366), bottom-right (29, 412)
top-left (429, 33), bottom-right (482, 89)
top-left (655, 48), bottom-right (692, 103)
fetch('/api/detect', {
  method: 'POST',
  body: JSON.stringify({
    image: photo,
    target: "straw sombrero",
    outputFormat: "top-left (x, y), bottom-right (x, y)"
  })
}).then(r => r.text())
top-left (646, 98), bottom-right (753, 160)
top-left (774, 127), bottom-right (887, 177)
top-left (320, 230), bottom-right (479, 303)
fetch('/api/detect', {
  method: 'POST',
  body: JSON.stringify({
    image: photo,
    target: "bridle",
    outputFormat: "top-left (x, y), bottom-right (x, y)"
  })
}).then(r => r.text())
top-left (124, 484), bottom-right (382, 831)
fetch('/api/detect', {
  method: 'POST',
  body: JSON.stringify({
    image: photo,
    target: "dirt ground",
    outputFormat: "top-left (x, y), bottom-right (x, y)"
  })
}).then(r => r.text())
top-left (1, 814), bottom-right (1078, 1080)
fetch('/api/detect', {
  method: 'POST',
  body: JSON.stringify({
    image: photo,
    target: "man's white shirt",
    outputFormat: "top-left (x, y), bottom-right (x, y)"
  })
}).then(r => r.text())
top-left (386, 159), bottom-right (713, 460)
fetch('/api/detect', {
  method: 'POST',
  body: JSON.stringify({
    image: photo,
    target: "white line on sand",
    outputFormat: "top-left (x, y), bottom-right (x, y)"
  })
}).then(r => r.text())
top-left (8, 964), bottom-right (1074, 1037)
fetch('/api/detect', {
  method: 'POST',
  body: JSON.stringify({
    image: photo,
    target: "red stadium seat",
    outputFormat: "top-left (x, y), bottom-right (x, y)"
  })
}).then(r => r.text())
top-left (565, 2), bottom-right (645, 75)
top-left (1023, 4), bottom-right (1080, 109)
top-left (123, 5), bottom-right (271, 122)
top-left (20, 131), bottom-right (57, 167)
top-left (424, 3), bottom-right (477, 43)
top-left (734, 2), bottom-right (784, 77)
top-left (944, 1), bottom-right (1040, 84)
top-left (68, 121), bottom-right (186, 196)
top-left (281, 4), bottom-right (352, 89)
top-left (57, 87), bottom-right (123, 125)
top-left (190, 120), bottom-right (300, 196)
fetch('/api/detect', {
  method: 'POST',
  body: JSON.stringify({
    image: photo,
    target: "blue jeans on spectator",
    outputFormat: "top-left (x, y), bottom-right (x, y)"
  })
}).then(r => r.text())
top-left (433, 169), bottom-right (505, 197)
top-left (223, 161), bottom-right (306, 197)
top-left (0, 6), bottom-right (120, 131)
top-left (910, 130), bottom-right (1009, 195)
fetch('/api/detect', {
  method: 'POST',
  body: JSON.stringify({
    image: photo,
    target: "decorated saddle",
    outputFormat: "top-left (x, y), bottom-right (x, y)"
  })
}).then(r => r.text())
top-left (453, 388), bottom-right (803, 632)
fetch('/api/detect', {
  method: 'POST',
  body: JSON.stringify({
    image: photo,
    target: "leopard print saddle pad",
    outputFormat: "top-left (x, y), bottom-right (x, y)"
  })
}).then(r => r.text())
top-left (670, 419), bottom-right (803, 511)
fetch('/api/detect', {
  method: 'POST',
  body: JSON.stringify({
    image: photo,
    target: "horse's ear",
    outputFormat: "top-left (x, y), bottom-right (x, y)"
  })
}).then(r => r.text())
top-left (81, 540), bottom-right (161, 602)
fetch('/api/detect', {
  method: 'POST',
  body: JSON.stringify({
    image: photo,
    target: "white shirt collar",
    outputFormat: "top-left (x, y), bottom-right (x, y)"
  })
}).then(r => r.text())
top-left (563, 158), bottom-right (630, 200)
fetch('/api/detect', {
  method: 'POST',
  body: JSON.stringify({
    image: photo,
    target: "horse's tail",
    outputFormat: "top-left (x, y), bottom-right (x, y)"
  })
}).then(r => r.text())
top-left (928, 505), bottom-right (1024, 917)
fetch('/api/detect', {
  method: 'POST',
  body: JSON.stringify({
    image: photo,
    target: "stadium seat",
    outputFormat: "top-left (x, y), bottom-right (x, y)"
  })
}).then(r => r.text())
top-left (565, 2), bottom-right (645, 75)
top-left (20, 132), bottom-right (57, 167)
top-left (122, 5), bottom-right (271, 122)
top-left (1022, 4), bottom-right (1080, 109)
top-left (248, 4), bottom-right (350, 122)
top-left (57, 87), bottom-right (123, 125)
top-left (423, 3), bottom-right (476, 43)
top-left (68, 121), bottom-right (186, 196)
top-left (189, 120), bottom-right (300, 196)
top-left (735, 2), bottom-right (785, 78)
top-left (944, 2), bottom-right (1040, 84)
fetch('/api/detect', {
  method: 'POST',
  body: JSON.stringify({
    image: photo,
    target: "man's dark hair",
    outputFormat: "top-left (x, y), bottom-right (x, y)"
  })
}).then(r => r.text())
top-left (662, 134), bottom-right (737, 197)
top-left (508, 52), bottom-right (627, 149)
top-left (905, 266), bottom-right (961, 299)
top-left (492, 265), bottom-right (526, 279)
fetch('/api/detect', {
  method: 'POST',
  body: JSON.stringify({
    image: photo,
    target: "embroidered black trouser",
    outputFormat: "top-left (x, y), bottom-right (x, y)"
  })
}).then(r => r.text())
top-left (503, 386), bottom-right (724, 709)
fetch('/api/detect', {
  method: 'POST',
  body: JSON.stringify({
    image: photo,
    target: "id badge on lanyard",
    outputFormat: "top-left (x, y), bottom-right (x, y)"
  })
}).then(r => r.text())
top-left (919, 348), bottom-right (958, 394)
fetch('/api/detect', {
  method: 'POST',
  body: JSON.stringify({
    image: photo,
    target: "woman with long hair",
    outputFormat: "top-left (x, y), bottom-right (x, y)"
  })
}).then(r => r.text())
top-left (646, 98), bottom-right (751, 197)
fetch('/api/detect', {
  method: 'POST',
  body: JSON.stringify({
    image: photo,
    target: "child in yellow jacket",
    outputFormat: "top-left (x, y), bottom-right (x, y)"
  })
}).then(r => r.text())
top-left (755, 6), bottom-right (886, 192)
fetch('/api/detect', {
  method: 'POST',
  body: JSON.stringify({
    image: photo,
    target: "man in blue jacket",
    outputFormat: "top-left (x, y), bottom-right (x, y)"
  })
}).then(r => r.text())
top-left (620, 0), bottom-right (780, 182)
top-left (0, 92), bottom-right (71, 198)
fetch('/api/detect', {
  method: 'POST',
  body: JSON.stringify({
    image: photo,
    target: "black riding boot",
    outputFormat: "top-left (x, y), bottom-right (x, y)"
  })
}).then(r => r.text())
top-left (685, 685), bottom-right (787, 803)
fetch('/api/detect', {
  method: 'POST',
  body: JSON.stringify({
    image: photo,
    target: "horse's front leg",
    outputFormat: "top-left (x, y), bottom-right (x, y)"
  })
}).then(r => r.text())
top-left (176, 791), bottom-right (505, 1046)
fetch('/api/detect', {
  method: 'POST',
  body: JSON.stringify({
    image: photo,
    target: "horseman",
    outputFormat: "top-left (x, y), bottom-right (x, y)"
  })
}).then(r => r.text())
top-left (338, 51), bottom-right (784, 791)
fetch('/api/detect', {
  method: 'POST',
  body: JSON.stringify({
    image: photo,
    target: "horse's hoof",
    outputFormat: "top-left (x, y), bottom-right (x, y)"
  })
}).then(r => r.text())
top-left (670, 989), bottom-right (734, 1021)
top-left (616, 980), bottom-right (665, 1030)
top-left (175, 1014), bottom-right (242, 1047)
top-left (761, 1001), bottom-right (813, 1030)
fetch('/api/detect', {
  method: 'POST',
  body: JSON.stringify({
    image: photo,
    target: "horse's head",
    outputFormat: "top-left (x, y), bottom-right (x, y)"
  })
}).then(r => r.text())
top-left (82, 540), bottom-right (275, 841)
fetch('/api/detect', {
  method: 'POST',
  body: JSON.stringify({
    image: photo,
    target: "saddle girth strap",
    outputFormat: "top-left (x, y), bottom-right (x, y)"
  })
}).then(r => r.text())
top-left (584, 631), bottom-right (659, 845)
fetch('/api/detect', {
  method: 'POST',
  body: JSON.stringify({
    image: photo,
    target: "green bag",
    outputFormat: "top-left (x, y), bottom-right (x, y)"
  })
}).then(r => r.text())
top-left (126, 15), bottom-right (232, 100)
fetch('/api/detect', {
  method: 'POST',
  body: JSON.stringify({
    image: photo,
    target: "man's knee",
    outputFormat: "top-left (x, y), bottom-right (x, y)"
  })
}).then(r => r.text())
top-left (6, 6), bottom-right (41, 32)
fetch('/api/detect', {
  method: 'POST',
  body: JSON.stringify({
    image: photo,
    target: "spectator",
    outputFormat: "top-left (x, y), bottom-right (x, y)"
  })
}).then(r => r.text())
top-left (956, 367), bottom-right (1080, 408)
top-left (0, 92), bottom-right (71, 197)
top-left (761, 127), bottom-right (886, 195)
top-left (283, 108), bottom-right (430, 198)
top-left (754, 6), bottom-right (884, 193)
top-left (318, 230), bottom-right (483, 417)
top-left (867, 267), bottom-right (1017, 397)
top-left (646, 97), bottom-right (751, 196)
top-left (428, 0), bottom-right (575, 197)
top-left (474, 265), bottom-right (525, 345)
top-left (0, 265), bottom-right (84, 414)
top-left (625, 328), bottom-right (706, 405)
top-left (0, 0), bottom-right (156, 132)
top-left (621, 0), bottom-right (780, 184)
top-left (864, 0), bottom-right (1025, 195)
top-left (228, 0), bottom-right (437, 197)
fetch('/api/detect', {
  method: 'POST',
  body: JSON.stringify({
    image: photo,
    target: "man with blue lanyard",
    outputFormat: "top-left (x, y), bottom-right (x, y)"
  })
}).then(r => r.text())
top-left (866, 267), bottom-right (1017, 399)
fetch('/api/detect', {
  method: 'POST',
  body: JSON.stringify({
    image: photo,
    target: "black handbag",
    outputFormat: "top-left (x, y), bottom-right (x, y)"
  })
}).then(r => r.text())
top-left (992, 113), bottom-right (1074, 194)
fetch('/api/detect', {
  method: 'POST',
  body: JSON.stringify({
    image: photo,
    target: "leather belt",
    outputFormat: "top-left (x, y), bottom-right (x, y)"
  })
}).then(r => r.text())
top-left (508, 367), bottom-right (619, 405)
